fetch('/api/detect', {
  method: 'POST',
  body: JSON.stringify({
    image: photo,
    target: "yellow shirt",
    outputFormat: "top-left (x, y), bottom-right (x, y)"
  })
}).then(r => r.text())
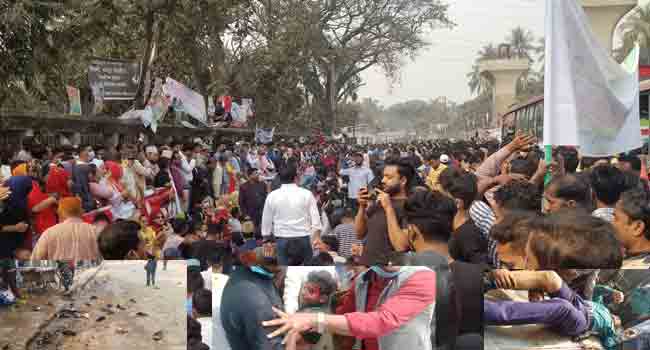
top-left (426, 164), bottom-right (448, 191)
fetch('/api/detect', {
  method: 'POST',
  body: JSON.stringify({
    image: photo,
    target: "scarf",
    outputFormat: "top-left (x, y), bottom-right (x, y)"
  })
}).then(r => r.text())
top-left (104, 161), bottom-right (124, 193)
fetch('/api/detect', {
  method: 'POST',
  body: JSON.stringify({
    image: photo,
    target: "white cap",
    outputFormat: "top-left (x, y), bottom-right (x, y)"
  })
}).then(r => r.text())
top-left (440, 154), bottom-right (450, 164)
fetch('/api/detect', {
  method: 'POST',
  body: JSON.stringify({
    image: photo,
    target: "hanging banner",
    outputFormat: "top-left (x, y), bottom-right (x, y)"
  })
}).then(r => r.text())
top-left (146, 78), bottom-right (170, 133)
top-left (255, 126), bottom-right (275, 144)
top-left (66, 86), bottom-right (82, 116)
top-left (90, 84), bottom-right (104, 114)
top-left (88, 58), bottom-right (140, 100)
top-left (163, 77), bottom-right (207, 125)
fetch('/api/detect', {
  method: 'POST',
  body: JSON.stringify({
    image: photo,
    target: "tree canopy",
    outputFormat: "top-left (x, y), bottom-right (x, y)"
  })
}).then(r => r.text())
top-left (0, 0), bottom-right (454, 134)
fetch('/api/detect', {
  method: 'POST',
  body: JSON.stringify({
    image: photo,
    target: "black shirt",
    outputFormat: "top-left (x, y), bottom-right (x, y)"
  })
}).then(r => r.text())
top-left (360, 199), bottom-right (407, 266)
top-left (448, 219), bottom-right (488, 265)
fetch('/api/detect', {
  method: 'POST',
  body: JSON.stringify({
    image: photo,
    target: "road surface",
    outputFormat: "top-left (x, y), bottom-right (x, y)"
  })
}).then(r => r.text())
top-left (27, 260), bottom-right (186, 350)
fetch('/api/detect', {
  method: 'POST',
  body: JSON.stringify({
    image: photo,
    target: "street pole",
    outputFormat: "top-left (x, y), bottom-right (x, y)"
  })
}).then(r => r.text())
top-left (330, 60), bottom-right (336, 135)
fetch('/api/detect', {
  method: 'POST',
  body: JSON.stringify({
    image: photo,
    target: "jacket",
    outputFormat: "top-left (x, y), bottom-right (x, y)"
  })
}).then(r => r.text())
top-left (220, 267), bottom-right (285, 350)
top-left (353, 266), bottom-right (435, 350)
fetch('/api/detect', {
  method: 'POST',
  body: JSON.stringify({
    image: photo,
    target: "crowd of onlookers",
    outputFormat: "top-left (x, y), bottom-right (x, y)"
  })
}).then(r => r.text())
top-left (1, 132), bottom-right (650, 348)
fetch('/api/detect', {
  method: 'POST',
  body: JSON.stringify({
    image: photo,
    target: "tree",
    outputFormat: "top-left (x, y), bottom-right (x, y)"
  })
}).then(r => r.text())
top-left (238, 0), bottom-right (454, 133)
top-left (535, 36), bottom-right (545, 77)
top-left (506, 26), bottom-right (536, 60)
top-left (467, 64), bottom-right (492, 96)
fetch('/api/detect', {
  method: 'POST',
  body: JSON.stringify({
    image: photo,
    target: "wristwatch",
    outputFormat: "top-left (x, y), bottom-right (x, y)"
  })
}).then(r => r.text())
top-left (316, 312), bottom-right (326, 334)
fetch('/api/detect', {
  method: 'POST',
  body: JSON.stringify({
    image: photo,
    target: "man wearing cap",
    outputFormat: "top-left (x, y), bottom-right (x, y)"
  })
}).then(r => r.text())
top-left (142, 145), bottom-right (161, 179)
top-left (239, 168), bottom-right (268, 239)
top-left (340, 152), bottom-right (374, 213)
top-left (426, 153), bottom-right (448, 192)
top-left (31, 197), bottom-right (100, 261)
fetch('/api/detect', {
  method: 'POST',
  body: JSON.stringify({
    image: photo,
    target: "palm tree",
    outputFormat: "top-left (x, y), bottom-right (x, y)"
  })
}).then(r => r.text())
top-left (617, 4), bottom-right (650, 61)
top-left (506, 26), bottom-right (536, 60)
top-left (467, 64), bottom-right (492, 96)
top-left (535, 36), bottom-right (545, 78)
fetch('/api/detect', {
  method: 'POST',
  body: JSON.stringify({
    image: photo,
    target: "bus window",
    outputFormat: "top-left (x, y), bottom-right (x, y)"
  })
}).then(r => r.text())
top-left (528, 105), bottom-right (533, 137)
top-left (519, 109), bottom-right (528, 132)
top-left (522, 107), bottom-right (529, 134)
top-left (535, 103), bottom-right (544, 139)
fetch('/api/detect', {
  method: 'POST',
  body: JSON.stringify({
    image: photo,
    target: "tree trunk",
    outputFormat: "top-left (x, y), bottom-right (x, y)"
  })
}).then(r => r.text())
top-left (134, 8), bottom-right (156, 109)
top-left (189, 37), bottom-right (209, 116)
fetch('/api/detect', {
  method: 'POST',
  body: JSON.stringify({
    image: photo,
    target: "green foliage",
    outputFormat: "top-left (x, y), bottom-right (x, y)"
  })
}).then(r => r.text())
top-left (1, 0), bottom-right (452, 134)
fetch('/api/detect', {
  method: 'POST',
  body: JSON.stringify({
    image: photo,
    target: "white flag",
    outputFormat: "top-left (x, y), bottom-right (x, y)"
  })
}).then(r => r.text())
top-left (543, 0), bottom-right (641, 156)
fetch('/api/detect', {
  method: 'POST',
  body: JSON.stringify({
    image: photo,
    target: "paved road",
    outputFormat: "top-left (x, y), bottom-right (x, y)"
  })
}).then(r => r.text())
top-left (27, 260), bottom-right (186, 350)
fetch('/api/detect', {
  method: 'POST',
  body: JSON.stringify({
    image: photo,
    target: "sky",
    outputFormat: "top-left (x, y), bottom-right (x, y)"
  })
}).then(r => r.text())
top-left (358, 0), bottom-right (545, 107)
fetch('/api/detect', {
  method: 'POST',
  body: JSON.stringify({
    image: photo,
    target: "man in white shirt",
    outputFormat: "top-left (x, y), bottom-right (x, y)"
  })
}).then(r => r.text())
top-left (211, 255), bottom-right (230, 350)
top-left (339, 152), bottom-right (374, 212)
top-left (192, 289), bottom-right (213, 349)
top-left (261, 165), bottom-right (322, 265)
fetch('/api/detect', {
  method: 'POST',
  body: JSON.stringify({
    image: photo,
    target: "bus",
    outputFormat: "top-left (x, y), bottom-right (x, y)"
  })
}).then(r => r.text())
top-left (501, 79), bottom-right (650, 144)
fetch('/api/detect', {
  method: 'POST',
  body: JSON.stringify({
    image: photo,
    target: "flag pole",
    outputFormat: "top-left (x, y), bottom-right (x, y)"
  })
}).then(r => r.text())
top-left (544, 144), bottom-right (553, 186)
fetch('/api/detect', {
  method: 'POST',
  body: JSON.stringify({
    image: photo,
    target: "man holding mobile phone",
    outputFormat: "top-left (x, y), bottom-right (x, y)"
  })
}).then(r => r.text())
top-left (340, 152), bottom-right (374, 213)
top-left (355, 159), bottom-right (414, 266)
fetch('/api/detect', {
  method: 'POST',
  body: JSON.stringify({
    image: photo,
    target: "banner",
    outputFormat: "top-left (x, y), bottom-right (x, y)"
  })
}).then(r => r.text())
top-left (163, 77), bottom-right (207, 125)
top-left (90, 84), bottom-right (104, 114)
top-left (255, 126), bottom-right (275, 144)
top-left (145, 78), bottom-right (170, 133)
top-left (543, 0), bottom-right (641, 156)
top-left (88, 58), bottom-right (140, 100)
top-left (66, 86), bottom-right (82, 116)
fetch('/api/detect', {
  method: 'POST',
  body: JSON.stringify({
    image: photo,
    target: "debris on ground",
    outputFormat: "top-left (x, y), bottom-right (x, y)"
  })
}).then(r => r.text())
top-left (61, 330), bottom-right (76, 337)
top-left (152, 330), bottom-right (163, 341)
top-left (129, 298), bottom-right (136, 303)
top-left (116, 328), bottom-right (128, 335)
top-left (57, 308), bottom-right (82, 319)
top-left (95, 316), bottom-right (106, 322)
top-left (135, 312), bottom-right (148, 317)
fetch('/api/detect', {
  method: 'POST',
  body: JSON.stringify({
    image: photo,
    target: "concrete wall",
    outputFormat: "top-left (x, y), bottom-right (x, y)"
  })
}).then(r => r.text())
top-left (581, 0), bottom-right (637, 52)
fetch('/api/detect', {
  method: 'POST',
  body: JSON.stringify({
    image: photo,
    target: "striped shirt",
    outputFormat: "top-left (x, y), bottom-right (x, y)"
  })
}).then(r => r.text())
top-left (469, 200), bottom-right (498, 267)
top-left (333, 223), bottom-right (364, 258)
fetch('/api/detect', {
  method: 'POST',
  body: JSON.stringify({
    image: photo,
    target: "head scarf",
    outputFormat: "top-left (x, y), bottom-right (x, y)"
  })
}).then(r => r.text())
top-left (58, 197), bottom-right (83, 218)
top-left (12, 163), bottom-right (27, 177)
top-left (104, 161), bottom-right (123, 181)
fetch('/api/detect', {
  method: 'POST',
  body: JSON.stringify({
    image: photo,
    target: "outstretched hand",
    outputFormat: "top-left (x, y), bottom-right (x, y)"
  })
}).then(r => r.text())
top-left (508, 133), bottom-right (536, 152)
top-left (262, 307), bottom-right (316, 350)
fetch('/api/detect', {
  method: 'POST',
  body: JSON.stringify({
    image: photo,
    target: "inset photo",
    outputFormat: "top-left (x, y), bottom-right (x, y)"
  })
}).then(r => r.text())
top-left (212, 262), bottom-right (483, 350)
top-left (0, 260), bottom-right (186, 350)
top-left (484, 269), bottom-right (650, 350)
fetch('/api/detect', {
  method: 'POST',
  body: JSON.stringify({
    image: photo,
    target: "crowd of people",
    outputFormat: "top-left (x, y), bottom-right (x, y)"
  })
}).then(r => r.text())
top-left (0, 131), bottom-right (650, 348)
